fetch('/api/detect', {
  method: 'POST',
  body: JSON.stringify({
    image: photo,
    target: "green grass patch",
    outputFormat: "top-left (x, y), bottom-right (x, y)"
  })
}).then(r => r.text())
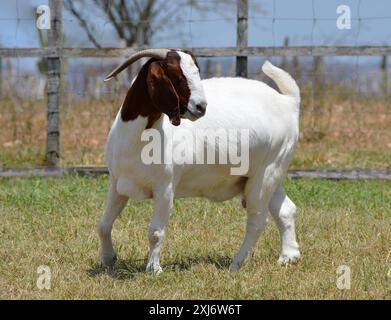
top-left (0, 146), bottom-right (47, 167)
top-left (0, 176), bottom-right (390, 299)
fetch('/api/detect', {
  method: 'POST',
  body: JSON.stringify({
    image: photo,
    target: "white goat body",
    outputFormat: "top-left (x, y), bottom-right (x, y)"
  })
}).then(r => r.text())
top-left (99, 59), bottom-right (301, 273)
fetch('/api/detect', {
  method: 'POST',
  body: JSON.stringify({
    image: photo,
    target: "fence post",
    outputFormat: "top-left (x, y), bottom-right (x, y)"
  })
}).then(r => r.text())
top-left (46, 0), bottom-right (62, 166)
top-left (236, 0), bottom-right (248, 77)
top-left (0, 57), bottom-right (2, 97)
top-left (380, 55), bottom-right (388, 97)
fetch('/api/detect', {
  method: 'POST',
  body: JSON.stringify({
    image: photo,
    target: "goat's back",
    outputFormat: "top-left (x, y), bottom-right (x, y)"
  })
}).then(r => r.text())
top-left (177, 77), bottom-right (299, 145)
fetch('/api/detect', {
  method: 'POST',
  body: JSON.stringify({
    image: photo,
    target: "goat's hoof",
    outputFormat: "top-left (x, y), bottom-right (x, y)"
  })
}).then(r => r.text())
top-left (229, 261), bottom-right (241, 273)
top-left (278, 250), bottom-right (301, 266)
top-left (145, 264), bottom-right (163, 275)
top-left (101, 252), bottom-right (117, 267)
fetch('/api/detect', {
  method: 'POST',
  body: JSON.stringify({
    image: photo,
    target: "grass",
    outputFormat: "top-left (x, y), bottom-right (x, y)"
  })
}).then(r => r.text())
top-left (0, 176), bottom-right (390, 299)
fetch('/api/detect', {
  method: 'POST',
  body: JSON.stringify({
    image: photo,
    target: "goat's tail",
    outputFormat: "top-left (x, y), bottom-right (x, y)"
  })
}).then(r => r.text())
top-left (262, 60), bottom-right (300, 104)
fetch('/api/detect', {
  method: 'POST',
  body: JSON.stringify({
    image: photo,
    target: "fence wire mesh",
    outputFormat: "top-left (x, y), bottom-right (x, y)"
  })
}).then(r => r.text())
top-left (0, 0), bottom-right (390, 173)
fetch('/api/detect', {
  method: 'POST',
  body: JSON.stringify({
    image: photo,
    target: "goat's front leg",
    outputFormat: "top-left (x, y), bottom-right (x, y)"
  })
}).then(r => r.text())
top-left (145, 185), bottom-right (173, 274)
top-left (97, 176), bottom-right (128, 266)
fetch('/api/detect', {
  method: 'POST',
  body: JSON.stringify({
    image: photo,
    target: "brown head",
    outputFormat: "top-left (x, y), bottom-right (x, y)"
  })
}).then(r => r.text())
top-left (104, 49), bottom-right (207, 127)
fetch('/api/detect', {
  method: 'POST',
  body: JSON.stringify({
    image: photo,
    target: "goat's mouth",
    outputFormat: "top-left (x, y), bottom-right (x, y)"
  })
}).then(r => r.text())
top-left (182, 110), bottom-right (200, 121)
top-left (180, 106), bottom-right (205, 121)
top-left (179, 106), bottom-right (187, 116)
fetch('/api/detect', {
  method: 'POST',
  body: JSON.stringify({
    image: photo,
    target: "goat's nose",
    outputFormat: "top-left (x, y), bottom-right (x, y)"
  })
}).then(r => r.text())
top-left (196, 103), bottom-right (207, 116)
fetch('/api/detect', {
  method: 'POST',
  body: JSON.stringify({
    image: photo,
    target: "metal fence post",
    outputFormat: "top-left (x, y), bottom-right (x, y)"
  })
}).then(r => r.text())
top-left (46, 0), bottom-right (62, 166)
top-left (236, 0), bottom-right (248, 78)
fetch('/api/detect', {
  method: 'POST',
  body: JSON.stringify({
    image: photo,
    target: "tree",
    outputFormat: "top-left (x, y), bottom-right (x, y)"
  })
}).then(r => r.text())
top-left (64, 0), bottom-right (235, 48)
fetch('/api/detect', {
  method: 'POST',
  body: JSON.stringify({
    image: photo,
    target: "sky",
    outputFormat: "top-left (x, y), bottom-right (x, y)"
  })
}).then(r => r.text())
top-left (0, 0), bottom-right (391, 72)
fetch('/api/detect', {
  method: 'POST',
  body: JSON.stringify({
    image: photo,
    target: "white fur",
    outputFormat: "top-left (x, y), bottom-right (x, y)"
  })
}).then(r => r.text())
top-left (177, 51), bottom-right (207, 120)
top-left (98, 59), bottom-right (301, 273)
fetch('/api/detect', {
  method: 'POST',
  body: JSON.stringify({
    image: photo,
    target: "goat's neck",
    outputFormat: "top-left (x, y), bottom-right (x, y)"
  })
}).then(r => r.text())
top-left (116, 112), bottom-right (164, 147)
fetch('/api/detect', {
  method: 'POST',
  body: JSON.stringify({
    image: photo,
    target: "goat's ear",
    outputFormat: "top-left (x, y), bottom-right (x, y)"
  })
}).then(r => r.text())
top-left (146, 61), bottom-right (181, 126)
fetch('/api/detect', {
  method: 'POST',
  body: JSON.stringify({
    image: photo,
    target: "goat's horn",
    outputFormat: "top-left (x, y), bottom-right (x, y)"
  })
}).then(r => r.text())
top-left (104, 48), bottom-right (171, 81)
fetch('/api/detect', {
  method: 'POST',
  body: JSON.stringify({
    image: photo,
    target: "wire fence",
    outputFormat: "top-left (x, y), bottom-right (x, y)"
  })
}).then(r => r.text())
top-left (0, 0), bottom-right (390, 177)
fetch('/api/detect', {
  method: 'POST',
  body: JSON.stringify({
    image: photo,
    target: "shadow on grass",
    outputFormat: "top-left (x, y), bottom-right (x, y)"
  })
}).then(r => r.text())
top-left (87, 254), bottom-right (232, 280)
top-left (164, 255), bottom-right (232, 271)
top-left (87, 258), bottom-right (146, 280)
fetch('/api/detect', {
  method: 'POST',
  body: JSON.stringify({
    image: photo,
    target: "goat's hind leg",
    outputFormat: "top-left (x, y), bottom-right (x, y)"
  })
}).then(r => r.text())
top-left (269, 187), bottom-right (300, 265)
top-left (97, 176), bottom-right (128, 267)
top-left (230, 168), bottom-right (277, 272)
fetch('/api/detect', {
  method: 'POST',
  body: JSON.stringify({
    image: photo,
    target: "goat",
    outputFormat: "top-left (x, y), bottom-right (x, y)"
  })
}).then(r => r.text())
top-left (98, 48), bottom-right (301, 273)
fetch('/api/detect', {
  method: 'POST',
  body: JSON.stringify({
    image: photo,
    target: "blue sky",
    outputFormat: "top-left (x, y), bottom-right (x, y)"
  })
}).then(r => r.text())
top-left (1, 0), bottom-right (391, 47)
top-left (0, 0), bottom-right (390, 72)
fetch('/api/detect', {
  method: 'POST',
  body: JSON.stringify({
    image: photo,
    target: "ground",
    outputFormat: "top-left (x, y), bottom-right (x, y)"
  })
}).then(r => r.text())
top-left (0, 176), bottom-right (389, 299)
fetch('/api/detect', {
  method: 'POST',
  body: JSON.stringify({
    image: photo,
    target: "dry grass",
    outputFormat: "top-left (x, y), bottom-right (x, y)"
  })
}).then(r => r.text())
top-left (0, 176), bottom-right (390, 299)
top-left (1, 92), bottom-right (390, 168)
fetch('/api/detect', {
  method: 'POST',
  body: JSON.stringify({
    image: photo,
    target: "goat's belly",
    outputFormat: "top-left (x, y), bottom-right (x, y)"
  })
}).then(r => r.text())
top-left (116, 176), bottom-right (152, 200)
top-left (175, 167), bottom-right (247, 201)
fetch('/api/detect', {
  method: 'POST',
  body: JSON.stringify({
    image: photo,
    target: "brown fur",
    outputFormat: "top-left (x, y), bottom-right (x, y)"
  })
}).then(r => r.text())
top-left (121, 51), bottom-right (193, 129)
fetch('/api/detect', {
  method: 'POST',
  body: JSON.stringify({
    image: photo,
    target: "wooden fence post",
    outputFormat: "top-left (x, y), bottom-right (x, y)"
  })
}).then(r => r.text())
top-left (46, 0), bottom-right (62, 166)
top-left (236, 0), bottom-right (248, 77)
top-left (0, 57), bottom-right (2, 97)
